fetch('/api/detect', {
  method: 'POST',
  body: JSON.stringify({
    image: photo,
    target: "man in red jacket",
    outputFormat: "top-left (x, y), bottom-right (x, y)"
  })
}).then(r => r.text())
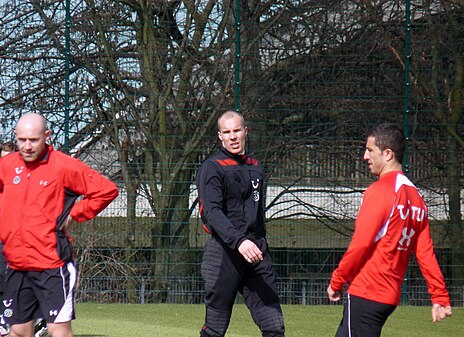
top-left (327, 123), bottom-right (451, 337)
top-left (0, 113), bottom-right (119, 337)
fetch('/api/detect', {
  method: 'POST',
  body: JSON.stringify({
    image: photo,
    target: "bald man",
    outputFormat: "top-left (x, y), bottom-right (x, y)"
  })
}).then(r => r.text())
top-left (0, 113), bottom-right (119, 337)
top-left (196, 111), bottom-right (285, 337)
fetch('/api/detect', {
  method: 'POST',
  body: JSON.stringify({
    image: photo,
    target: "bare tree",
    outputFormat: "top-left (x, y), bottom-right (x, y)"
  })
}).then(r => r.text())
top-left (1, 0), bottom-right (462, 303)
top-left (1, 0), bottom-right (237, 302)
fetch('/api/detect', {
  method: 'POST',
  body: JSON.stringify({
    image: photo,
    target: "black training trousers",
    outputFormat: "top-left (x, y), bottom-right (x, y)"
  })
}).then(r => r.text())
top-left (335, 294), bottom-right (397, 337)
top-left (200, 237), bottom-right (285, 337)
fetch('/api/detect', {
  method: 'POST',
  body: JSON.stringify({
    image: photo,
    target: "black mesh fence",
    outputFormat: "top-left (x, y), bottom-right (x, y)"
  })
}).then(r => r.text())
top-left (0, 0), bottom-right (463, 306)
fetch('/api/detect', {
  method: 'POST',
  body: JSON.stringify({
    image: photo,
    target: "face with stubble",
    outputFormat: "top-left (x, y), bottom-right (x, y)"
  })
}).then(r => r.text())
top-left (15, 114), bottom-right (50, 163)
top-left (363, 136), bottom-right (389, 176)
top-left (218, 113), bottom-right (248, 155)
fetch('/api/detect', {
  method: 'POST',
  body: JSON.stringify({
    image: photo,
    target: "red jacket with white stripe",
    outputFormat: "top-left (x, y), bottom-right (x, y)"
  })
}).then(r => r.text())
top-left (0, 145), bottom-right (118, 270)
top-left (330, 171), bottom-right (450, 306)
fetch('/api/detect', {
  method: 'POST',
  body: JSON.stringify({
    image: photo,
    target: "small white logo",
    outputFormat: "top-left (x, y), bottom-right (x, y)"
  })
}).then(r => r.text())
top-left (251, 179), bottom-right (260, 189)
top-left (15, 167), bottom-right (23, 174)
top-left (49, 310), bottom-right (58, 316)
top-left (3, 299), bottom-right (12, 308)
top-left (253, 190), bottom-right (260, 202)
top-left (398, 227), bottom-right (415, 249)
top-left (40, 180), bottom-right (48, 186)
top-left (13, 176), bottom-right (21, 184)
top-left (4, 309), bottom-right (12, 318)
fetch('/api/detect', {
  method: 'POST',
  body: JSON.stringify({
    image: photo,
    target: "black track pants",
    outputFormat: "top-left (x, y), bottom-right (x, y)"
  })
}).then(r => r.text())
top-left (200, 237), bottom-right (285, 337)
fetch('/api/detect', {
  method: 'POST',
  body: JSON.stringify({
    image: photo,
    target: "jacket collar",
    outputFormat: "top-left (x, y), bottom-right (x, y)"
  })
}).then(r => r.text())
top-left (220, 147), bottom-right (247, 163)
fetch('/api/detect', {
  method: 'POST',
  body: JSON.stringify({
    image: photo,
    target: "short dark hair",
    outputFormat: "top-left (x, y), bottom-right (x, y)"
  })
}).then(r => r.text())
top-left (1, 141), bottom-right (18, 153)
top-left (369, 123), bottom-right (405, 164)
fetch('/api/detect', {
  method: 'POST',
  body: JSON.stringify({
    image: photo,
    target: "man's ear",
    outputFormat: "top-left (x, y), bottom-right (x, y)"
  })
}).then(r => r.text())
top-left (385, 148), bottom-right (395, 162)
top-left (45, 129), bottom-right (52, 143)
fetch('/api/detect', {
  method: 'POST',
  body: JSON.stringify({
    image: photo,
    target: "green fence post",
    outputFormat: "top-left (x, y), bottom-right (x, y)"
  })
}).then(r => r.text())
top-left (403, 0), bottom-right (411, 174)
top-left (64, 0), bottom-right (71, 154)
top-left (234, 0), bottom-right (241, 112)
top-left (401, 277), bottom-right (408, 305)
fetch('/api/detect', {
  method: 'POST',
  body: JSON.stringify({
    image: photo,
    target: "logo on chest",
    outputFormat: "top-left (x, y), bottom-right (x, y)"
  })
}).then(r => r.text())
top-left (252, 179), bottom-right (260, 202)
top-left (13, 166), bottom-right (24, 185)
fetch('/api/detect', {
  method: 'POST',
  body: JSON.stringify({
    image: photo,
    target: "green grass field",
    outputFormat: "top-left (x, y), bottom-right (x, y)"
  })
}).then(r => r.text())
top-left (71, 303), bottom-right (463, 337)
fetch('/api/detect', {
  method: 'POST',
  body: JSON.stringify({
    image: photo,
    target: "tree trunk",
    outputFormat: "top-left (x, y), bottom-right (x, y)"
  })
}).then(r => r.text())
top-left (446, 134), bottom-right (464, 285)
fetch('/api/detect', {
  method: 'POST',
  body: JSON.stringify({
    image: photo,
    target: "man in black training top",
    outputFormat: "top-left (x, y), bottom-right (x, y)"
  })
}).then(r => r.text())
top-left (196, 110), bottom-right (285, 337)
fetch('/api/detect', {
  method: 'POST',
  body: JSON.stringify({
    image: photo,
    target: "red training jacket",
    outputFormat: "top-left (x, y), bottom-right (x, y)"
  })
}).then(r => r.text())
top-left (0, 145), bottom-right (118, 270)
top-left (330, 171), bottom-right (450, 306)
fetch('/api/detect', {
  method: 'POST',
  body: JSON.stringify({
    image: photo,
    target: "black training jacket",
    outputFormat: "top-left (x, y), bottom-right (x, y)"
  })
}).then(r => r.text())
top-left (196, 148), bottom-right (266, 250)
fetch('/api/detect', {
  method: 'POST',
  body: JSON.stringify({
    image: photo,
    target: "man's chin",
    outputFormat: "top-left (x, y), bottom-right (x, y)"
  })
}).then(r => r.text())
top-left (21, 154), bottom-right (36, 162)
top-left (228, 148), bottom-right (242, 154)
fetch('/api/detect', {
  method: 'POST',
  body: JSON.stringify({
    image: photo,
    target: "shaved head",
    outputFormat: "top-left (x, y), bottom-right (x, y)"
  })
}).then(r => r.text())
top-left (15, 113), bottom-right (50, 162)
top-left (217, 110), bottom-right (245, 131)
top-left (16, 113), bottom-right (48, 133)
top-left (217, 110), bottom-right (248, 155)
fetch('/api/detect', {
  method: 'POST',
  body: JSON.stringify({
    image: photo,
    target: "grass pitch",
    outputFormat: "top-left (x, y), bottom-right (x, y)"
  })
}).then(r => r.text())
top-left (72, 303), bottom-right (462, 337)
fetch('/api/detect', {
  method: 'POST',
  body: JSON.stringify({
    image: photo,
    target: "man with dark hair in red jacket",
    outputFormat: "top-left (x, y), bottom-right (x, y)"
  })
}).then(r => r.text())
top-left (0, 113), bottom-right (119, 337)
top-left (328, 123), bottom-right (451, 337)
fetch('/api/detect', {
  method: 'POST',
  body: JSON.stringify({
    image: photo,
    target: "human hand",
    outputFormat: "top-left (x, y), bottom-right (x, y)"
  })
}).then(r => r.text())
top-left (59, 215), bottom-right (75, 231)
top-left (238, 239), bottom-right (263, 264)
top-left (431, 303), bottom-right (452, 322)
top-left (327, 285), bottom-right (341, 302)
